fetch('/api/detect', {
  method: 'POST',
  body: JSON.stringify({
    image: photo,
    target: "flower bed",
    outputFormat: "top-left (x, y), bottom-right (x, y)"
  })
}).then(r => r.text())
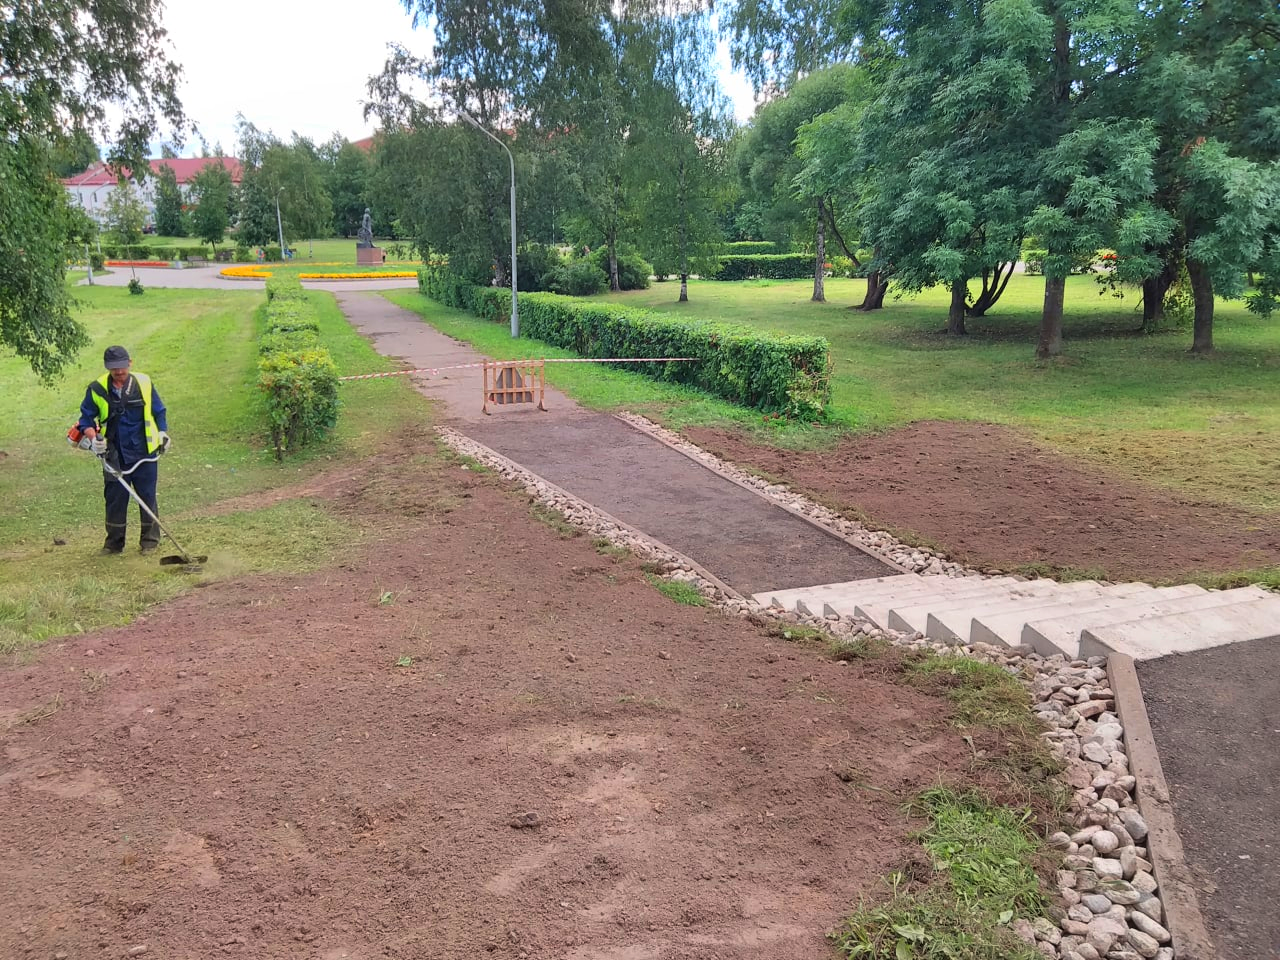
top-left (106, 260), bottom-right (175, 268)
top-left (221, 265), bottom-right (418, 280)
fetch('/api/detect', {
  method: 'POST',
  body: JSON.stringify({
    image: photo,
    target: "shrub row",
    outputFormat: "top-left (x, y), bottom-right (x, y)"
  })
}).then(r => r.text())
top-left (724, 241), bottom-right (786, 255)
top-left (99, 244), bottom-right (210, 261)
top-left (418, 265), bottom-right (831, 418)
top-left (710, 253), bottom-right (813, 281)
top-left (256, 277), bottom-right (339, 460)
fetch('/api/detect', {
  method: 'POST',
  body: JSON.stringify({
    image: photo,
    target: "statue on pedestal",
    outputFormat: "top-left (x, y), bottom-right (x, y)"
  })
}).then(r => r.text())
top-left (356, 208), bottom-right (374, 248)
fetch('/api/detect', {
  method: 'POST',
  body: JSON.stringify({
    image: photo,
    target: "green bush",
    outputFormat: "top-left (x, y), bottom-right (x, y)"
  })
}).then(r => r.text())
top-left (264, 244), bottom-right (283, 262)
top-left (517, 243), bottom-right (563, 292)
top-left (179, 246), bottom-right (209, 261)
top-left (590, 247), bottom-right (652, 290)
top-left (711, 253), bottom-right (812, 280)
top-left (151, 246), bottom-right (175, 260)
top-left (233, 245), bottom-right (253, 263)
top-left (100, 244), bottom-right (119, 259)
top-left (127, 277), bottom-right (144, 295)
top-left (547, 260), bottom-right (608, 296)
top-left (256, 276), bottom-right (339, 460)
top-left (89, 252), bottom-right (105, 271)
top-left (725, 241), bottom-right (783, 255)
top-left (417, 265), bottom-right (831, 418)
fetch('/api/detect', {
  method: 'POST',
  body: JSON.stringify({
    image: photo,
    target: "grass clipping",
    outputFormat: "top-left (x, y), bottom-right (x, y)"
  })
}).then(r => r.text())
top-left (831, 788), bottom-right (1045, 960)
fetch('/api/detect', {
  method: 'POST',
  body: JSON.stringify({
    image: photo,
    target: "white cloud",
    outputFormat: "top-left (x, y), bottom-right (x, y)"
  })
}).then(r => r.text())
top-left (154, 0), bottom-right (756, 156)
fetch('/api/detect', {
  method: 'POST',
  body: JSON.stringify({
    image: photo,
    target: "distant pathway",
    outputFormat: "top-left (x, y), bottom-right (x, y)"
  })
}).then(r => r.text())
top-left (335, 291), bottom-right (894, 597)
top-left (79, 267), bottom-right (418, 293)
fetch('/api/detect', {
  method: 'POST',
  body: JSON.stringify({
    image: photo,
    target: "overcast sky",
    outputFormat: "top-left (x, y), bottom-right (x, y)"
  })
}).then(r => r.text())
top-left (158, 0), bottom-right (757, 156)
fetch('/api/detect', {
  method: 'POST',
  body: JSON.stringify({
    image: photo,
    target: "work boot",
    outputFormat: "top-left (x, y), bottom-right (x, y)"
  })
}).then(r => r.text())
top-left (100, 546), bottom-right (123, 556)
top-left (140, 543), bottom-right (158, 555)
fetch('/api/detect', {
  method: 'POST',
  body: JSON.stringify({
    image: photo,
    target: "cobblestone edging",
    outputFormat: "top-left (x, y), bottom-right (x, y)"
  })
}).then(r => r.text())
top-left (439, 424), bottom-right (1175, 960)
top-left (617, 413), bottom-right (979, 578)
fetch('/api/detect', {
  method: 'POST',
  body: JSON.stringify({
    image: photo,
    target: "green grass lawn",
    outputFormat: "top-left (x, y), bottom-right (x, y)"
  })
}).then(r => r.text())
top-left (0, 285), bottom-right (431, 655)
top-left (388, 275), bottom-right (1279, 514)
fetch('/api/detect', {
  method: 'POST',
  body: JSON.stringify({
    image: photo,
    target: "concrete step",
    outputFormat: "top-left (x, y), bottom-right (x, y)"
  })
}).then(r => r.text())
top-left (976, 584), bottom-right (1205, 653)
top-left (1080, 595), bottom-right (1280, 660)
top-left (1022, 586), bottom-right (1268, 658)
top-left (854, 578), bottom-right (1021, 630)
top-left (812, 576), bottom-right (1013, 620)
top-left (886, 579), bottom-right (1067, 633)
top-left (755, 574), bottom-right (924, 612)
top-left (925, 580), bottom-right (1121, 643)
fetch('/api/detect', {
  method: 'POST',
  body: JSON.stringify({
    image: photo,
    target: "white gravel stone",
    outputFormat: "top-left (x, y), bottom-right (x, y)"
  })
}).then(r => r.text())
top-left (1081, 894), bottom-right (1112, 914)
top-left (1092, 830), bottom-right (1120, 854)
top-left (1132, 896), bottom-right (1163, 922)
top-left (1127, 928), bottom-right (1161, 958)
top-left (1093, 857), bottom-right (1125, 880)
top-left (1128, 912), bottom-right (1170, 944)
top-left (1131, 872), bottom-right (1158, 896)
top-left (1119, 810), bottom-right (1149, 842)
top-left (1118, 846), bottom-right (1140, 880)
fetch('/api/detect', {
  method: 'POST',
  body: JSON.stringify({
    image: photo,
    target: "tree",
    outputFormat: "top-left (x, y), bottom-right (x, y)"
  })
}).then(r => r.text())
top-left (735, 66), bottom-right (857, 302)
top-left (153, 163), bottom-right (187, 237)
top-left (327, 139), bottom-right (372, 237)
top-left (49, 128), bottom-right (101, 178)
top-left (103, 178), bottom-right (146, 243)
top-left (191, 162), bottom-right (233, 247)
top-left (1, 0), bottom-right (183, 379)
top-left (1134, 2), bottom-right (1280, 353)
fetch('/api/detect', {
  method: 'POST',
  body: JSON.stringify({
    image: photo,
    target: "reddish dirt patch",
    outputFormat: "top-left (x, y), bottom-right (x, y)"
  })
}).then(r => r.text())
top-left (685, 421), bottom-right (1280, 583)
top-left (1, 458), bottom-right (973, 960)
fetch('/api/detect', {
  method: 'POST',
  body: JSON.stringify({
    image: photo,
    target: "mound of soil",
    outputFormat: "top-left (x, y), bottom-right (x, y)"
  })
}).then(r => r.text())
top-left (1, 458), bottom-right (973, 960)
top-left (686, 421), bottom-right (1280, 583)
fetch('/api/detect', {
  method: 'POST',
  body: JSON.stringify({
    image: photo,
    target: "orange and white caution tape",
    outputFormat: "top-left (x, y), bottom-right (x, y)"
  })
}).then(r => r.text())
top-left (337, 357), bottom-right (699, 382)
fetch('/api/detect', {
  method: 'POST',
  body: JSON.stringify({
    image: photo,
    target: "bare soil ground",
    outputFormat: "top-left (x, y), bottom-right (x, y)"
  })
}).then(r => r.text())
top-left (686, 421), bottom-right (1280, 583)
top-left (1, 454), bottom-right (975, 960)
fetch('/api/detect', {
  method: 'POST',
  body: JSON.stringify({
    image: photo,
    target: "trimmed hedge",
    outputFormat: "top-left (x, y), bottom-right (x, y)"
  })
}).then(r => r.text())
top-left (725, 241), bottom-right (785, 255)
top-left (257, 277), bottom-right (339, 459)
top-left (710, 253), bottom-right (813, 280)
top-left (418, 265), bottom-right (831, 418)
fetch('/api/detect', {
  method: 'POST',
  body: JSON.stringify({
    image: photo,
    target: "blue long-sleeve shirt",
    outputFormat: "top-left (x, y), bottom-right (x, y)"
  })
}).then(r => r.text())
top-left (78, 375), bottom-right (168, 466)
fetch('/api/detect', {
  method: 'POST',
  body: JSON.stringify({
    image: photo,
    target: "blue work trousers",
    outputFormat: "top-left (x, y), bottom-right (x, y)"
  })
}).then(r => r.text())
top-left (104, 459), bottom-right (160, 551)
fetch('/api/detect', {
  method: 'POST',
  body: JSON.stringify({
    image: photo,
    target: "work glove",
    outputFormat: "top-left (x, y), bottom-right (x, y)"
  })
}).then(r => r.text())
top-left (158, 432), bottom-right (171, 454)
top-left (77, 434), bottom-right (94, 451)
top-left (90, 437), bottom-right (107, 456)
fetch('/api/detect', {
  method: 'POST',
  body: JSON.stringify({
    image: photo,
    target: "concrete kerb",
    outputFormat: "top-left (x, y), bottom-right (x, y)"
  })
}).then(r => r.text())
top-left (435, 426), bottom-right (750, 609)
top-left (1109, 653), bottom-right (1216, 960)
top-left (614, 413), bottom-right (911, 578)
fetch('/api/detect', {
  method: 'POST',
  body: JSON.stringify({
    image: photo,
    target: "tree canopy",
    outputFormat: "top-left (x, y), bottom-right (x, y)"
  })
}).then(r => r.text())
top-left (1, 0), bottom-right (185, 379)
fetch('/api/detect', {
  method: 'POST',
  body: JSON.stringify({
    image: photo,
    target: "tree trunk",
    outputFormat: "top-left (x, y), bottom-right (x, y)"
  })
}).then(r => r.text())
top-left (1036, 275), bottom-right (1066, 358)
top-left (812, 198), bottom-right (826, 303)
top-left (1187, 257), bottom-right (1214, 353)
top-left (968, 262), bottom-right (1015, 316)
top-left (867, 276), bottom-right (889, 309)
top-left (1142, 256), bottom-right (1178, 324)
top-left (857, 269), bottom-right (889, 310)
top-left (679, 274), bottom-right (688, 302)
top-left (947, 278), bottom-right (968, 335)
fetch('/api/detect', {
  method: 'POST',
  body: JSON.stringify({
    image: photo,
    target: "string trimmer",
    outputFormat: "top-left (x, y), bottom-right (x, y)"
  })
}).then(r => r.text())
top-left (67, 425), bottom-right (208, 569)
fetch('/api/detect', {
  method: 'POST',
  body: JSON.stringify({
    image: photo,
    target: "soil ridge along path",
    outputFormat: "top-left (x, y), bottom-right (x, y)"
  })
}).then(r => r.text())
top-left (336, 292), bottom-right (894, 596)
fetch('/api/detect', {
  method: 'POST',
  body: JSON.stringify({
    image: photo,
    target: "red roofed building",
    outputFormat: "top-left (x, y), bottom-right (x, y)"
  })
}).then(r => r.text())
top-left (63, 157), bottom-right (244, 224)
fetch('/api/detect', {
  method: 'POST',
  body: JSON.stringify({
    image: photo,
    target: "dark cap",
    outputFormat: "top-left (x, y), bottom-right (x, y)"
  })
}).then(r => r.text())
top-left (103, 345), bottom-right (131, 370)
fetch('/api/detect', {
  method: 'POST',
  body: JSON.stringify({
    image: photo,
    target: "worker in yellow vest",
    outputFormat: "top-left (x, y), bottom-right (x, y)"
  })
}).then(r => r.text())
top-left (76, 346), bottom-right (171, 555)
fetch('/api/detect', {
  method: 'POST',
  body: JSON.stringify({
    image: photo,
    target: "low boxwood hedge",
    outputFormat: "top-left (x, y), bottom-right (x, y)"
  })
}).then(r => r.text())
top-left (710, 253), bottom-right (813, 280)
top-left (418, 265), bottom-right (830, 418)
top-left (256, 277), bottom-right (338, 459)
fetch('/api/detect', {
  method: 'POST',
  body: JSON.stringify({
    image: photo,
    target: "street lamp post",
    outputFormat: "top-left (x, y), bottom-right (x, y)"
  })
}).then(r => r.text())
top-left (274, 187), bottom-right (286, 261)
top-left (460, 110), bottom-right (518, 338)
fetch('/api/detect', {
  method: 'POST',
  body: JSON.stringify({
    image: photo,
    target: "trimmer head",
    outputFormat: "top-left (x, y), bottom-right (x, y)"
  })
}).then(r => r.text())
top-left (159, 554), bottom-right (208, 570)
